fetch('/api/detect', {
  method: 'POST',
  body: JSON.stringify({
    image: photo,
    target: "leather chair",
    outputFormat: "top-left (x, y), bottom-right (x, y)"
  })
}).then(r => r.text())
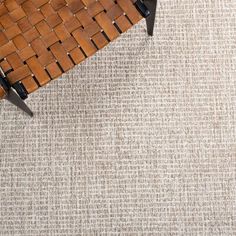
top-left (0, 0), bottom-right (157, 116)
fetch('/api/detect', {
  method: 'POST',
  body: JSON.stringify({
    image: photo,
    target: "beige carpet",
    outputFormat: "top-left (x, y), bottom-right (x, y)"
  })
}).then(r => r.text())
top-left (1, 0), bottom-right (236, 235)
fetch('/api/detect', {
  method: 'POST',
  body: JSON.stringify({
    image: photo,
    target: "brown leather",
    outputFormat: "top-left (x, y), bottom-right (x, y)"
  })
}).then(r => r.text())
top-left (0, 85), bottom-right (6, 99)
top-left (0, 0), bottom-right (142, 99)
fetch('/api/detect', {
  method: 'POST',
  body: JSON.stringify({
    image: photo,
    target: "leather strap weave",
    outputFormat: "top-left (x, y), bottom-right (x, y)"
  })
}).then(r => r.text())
top-left (0, 0), bottom-right (143, 99)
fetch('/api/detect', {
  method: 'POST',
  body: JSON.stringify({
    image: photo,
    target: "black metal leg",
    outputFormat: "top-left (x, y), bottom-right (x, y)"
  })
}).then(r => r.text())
top-left (144, 0), bottom-right (157, 36)
top-left (5, 88), bottom-right (33, 117)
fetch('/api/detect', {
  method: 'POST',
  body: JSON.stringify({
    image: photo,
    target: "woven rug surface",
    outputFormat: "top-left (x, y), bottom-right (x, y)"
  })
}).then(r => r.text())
top-left (1, 0), bottom-right (236, 235)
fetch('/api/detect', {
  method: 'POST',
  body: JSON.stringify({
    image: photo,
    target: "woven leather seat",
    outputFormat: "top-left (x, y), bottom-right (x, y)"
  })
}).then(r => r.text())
top-left (0, 0), bottom-right (157, 116)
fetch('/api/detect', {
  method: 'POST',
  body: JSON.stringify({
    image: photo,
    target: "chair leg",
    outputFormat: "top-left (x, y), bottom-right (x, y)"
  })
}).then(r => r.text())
top-left (5, 88), bottom-right (33, 117)
top-left (144, 0), bottom-right (157, 36)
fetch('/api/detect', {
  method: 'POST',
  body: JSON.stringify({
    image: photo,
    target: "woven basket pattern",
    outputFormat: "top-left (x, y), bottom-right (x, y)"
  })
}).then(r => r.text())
top-left (0, 0), bottom-right (142, 98)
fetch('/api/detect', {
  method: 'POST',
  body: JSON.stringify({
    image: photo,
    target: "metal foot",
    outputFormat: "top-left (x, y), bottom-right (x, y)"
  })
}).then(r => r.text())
top-left (5, 88), bottom-right (33, 117)
top-left (144, 0), bottom-right (157, 36)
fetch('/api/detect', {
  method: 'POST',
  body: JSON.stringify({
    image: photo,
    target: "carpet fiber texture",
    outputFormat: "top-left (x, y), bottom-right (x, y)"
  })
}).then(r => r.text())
top-left (0, 0), bottom-right (236, 235)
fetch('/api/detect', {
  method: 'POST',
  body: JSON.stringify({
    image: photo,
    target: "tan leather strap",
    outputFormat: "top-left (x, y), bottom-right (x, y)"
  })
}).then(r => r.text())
top-left (0, 85), bottom-right (7, 99)
top-left (0, 0), bottom-right (143, 99)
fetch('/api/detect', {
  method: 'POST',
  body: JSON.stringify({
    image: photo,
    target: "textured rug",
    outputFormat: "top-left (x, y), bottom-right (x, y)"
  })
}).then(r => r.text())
top-left (1, 0), bottom-right (236, 235)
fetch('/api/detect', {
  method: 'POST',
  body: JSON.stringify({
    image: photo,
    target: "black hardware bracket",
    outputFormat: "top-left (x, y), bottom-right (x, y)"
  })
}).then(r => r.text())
top-left (134, 0), bottom-right (150, 18)
top-left (0, 67), bottom-right (33, 117)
